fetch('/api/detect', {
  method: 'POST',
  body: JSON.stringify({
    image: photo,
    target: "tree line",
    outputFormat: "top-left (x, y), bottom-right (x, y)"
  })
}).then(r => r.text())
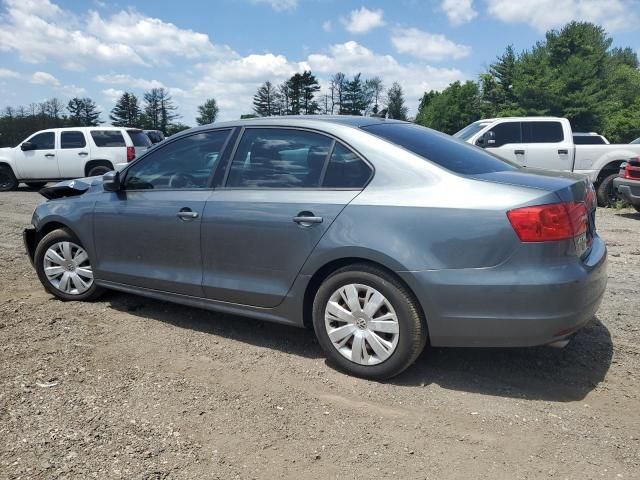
top-left (416, 21), bottom-right (640, 142)
top-left (0, 21), bottom-right (638, 148)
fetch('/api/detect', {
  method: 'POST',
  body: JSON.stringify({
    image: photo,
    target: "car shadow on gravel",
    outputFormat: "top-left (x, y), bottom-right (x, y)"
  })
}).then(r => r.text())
top-left (616, 212), bottom-right (640, 220)
top-left (395, 317), bottom-right (613, 402)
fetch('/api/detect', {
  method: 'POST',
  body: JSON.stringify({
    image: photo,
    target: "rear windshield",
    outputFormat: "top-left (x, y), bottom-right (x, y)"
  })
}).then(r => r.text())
top-left (362, 123), bottom-right (518, 174)
top-left (128, 130), bottom-right (152, 147)
top-left (91, 130), bottom-right (126, 147)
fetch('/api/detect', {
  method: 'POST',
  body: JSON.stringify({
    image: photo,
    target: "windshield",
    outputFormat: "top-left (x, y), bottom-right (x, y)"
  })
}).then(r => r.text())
top-left (362, 123), bottom-right (518, 175)
top-left (632, 137), bottom-right (640, 144)
top-left (453, 121), bottom-right (491, 141)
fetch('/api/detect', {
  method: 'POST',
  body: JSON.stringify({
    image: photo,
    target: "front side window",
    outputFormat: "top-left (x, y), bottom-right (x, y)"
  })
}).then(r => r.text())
top-left (61, 131), bottom-right (86, 149)
top-left (27, 132), bottom-right (55, 150)
top-left (91, 130), bottom-right (126, 147)
top-left (124, 130), bottom-right (230, 190)
top-left (483, 122), bottom-right (522, 148)
top-left (323, 144), bottom-right (372, 188)
top-left (522, 122), bottom-right (564, 143)
top-left (226, 128), bottom-right (333, 188)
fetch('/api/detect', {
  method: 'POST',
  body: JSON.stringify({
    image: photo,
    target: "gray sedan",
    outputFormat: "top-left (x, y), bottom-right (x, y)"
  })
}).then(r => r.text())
top-left (23, 116), bottom-right (607, 379)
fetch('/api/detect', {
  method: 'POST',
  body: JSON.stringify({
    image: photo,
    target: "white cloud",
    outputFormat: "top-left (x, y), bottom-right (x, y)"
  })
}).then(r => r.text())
top-left (486, 0), bottom-right (638, 32)
top-left (0, 0), bottom-right (234, 69)
top-left (94, 73), bottom-right (166, 90)
top-left (441, 0), bottom-right (477, 26)
top-left (342, 7), bottom-right (385, 34)
top-left (0, 68), bottom-right (21, 78)
top-left (250, 0), bottom-right (298, 11)
top-left (322, 20), bottom-right (332, 32)
top-left (391, 28), bottom-right (471, 61)
top-left (101, 88), bottom-right (125, 103)
top-left (60, 84), bottom-right (87, 97)
top-left (30, 71), bottom-right (60, 86)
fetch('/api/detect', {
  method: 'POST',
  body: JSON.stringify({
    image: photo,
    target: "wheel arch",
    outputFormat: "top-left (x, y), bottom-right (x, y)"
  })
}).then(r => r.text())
top-left (595, 160), bottom-right (625, 184)
top-left (84, 159), bottom-right (114, 177)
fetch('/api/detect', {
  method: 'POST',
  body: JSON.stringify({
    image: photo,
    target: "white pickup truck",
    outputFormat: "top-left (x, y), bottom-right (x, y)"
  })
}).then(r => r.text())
top-left (0, 126), bottom-right (151, 191)
top-left (454, 117), bottom-right (640, 206)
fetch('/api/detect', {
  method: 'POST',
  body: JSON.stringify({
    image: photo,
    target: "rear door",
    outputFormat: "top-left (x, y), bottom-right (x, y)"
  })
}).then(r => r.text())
top-left (521, 121), bottom-right (573, 170)
top-left (201, 127), bottom-right (372, 307)
top-left (93, 129), bottom-right (233, 296)
top-left (14, 131), bottom-right (59, 179)
top-left (57, 130), bottom-right (89, 178)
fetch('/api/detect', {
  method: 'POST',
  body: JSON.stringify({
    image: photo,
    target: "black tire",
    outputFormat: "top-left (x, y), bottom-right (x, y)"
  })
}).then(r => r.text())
top-left (0, 166), bottom-right (18, 192)
top-left (34, 228), bottom-right (104, 301)
top-left (633, 204), bottom-right (640, 213)
top-left (312, 264), bottom-right (427, 380)
top-left (25, 182), bottom-right (47, 190)
top-left (596, 173), bottom-right (620, 207)
top-left (87, 165), bottom-right (112, 177)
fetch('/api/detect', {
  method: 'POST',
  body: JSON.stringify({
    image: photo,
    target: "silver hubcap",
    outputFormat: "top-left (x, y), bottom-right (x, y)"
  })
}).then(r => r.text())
top-left (43, 241), bottom-right (93, 295)
top-left (324, 283), bottom-right (400, 366)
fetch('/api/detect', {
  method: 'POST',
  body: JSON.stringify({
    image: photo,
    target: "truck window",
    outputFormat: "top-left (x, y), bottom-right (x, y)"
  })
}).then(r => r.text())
top-left (61, 131), bottom-right (87, 149)
top-left (27, 132), bottom-right (55, 150)
top-left (522, 122), bottom-right (564, 143)
top-left (573, 135), bottom-right (606, 145)
top-left (91, 131), bottom-right (126, 147)
top-left (481, 122), bottom-right (521, 148)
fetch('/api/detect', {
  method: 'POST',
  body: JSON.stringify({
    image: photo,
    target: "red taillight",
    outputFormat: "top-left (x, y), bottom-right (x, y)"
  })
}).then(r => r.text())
top-left (624, 157), bottom-right (640, 179)
top-left (507, 202), bottom-right (588, 242)
top-left (127, 146), bottom-right (135, 162)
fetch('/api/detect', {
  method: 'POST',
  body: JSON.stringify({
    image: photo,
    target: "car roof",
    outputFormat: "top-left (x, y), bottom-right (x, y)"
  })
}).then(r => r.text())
top-left (476, 116), bottom-right (565, 123)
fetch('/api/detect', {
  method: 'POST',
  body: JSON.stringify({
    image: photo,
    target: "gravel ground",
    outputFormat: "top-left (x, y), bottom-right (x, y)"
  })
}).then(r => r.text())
top-left (0, 188), bottom-right (639, 479)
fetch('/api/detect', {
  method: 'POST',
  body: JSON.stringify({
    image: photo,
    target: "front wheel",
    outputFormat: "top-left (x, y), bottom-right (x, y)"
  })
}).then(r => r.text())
top-left (312, 264), bottom-right (427, 380)
top-left (596, 173), bottom-right (621, 207)
top-left (34, 228), bottom-right (104, 301)
top-left (0, 167), bottom-right (18, 192)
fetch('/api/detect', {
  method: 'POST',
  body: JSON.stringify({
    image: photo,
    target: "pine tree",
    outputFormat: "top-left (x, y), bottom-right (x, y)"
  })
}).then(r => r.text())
top-left (300, 71), bottom-right (320, 114)
top-left (365, 77), bottom-right (384, 114)
top-left (67, 97), bottom-right (101, 126)
top-left (143, 88), bottom-right (179, 134)
top-left (341, 74), bottom-right (368, 115)
top-left (330, 72), bottom-right (346, 114)
top-left (196, 98), bottom-right (219, 125)
top-left (253, 81), bottom-right (279, 116)
top-left (386, 82), bottom-right (408, 120)
top-left (109, 92), bottom-right (141, 127)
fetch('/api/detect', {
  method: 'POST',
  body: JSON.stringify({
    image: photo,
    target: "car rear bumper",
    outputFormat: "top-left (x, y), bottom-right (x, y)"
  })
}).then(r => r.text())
top-left (400, 236), bottom-right (608, 348)
top-left (613, 177), bottom-right (640, 206)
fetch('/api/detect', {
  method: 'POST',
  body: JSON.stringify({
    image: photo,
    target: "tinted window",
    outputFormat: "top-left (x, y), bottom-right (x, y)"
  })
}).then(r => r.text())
top-left (61, 131), bottom-right (86, 149)
top-left (28, 132), bottom-right (55, 150)
top-left (483, 122), bottom-right (521, 148)
top-left (124, 130), bottom-right (230, 190)
top-left (522, 122), bottom-right (564, 143)
top-left (573, 135), bottom-right (605, 145)
top-left (128, 130), bottom-right (152, 147)
top-left (227, 128), bottom-right (332, 188)
top-left (323, 144), bottom-right (371, 188)
top-left (362, 123), bottom-right (517, 175)
top-left (91, 130), bottom-right (126, 147)
top-left (632, 137), bottom-right (640, 144)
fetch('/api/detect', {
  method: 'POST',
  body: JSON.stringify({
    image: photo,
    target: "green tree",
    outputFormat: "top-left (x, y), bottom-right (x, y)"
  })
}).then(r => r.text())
top-left (253, 81), bottom-right (279, 116)
top-left (142, 88), bottom-right (180, 134)
top-left (415, 81), bottom-right (482, 134)
top-left (340, 73), bottom-right (368, 115)
top-left (67, 97), bottom-right (101, 126)
top-left (196, 98), bottom-right (219, 125)
top-left (365, 77), bottom-right (384, 114)
top-left (109, 92), bottom-right (141, 127)
top-left (165, 122), bottom-right (191, 136)
top-left (386, 82), bottom-right (408, 120)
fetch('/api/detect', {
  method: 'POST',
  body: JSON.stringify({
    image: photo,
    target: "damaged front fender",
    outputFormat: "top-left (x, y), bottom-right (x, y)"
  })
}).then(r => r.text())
top-left (39, 178), bottom-right (96, 200)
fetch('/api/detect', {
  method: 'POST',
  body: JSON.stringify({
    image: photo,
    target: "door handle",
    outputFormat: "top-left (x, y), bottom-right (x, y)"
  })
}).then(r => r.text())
top-left (558, 149), bottom-right (568, 155)
top-left (293, 214), bottom-right (323, 226)
top-left (44, 153), bottom-right (55, 158)
top-left (177, 208), bottom-right (199, 220)
top-left (78, 151), bottom-right (88, 156)
top-left (514, 150), bottom-right (525, 155)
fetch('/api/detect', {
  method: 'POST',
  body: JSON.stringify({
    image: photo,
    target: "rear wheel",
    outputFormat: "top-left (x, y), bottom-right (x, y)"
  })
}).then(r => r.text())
top-left (25, 182), bottom-right (47, 190)
top-left (312, 264), bottom-right (427, 380)
top-left (596, 173), bottom-right (620, 207)
top-left (87, 165), bottom-right (112, 177)
top-left (34, 228), bottom-right (104, 301)
top-left (0, 166), bottom-right (18, 192)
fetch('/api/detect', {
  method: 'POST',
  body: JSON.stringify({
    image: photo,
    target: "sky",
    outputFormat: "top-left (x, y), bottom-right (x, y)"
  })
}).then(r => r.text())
top-left (0, 0), bottom-right (639, 125)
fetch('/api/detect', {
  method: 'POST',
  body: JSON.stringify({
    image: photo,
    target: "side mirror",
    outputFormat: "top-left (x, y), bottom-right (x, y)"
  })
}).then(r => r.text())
top-left (21, 141), bottom-right (36, 151)
top-left (103, 170), bottom-right (121, 192)
top-left (482, 130), bottom-right (496, 147)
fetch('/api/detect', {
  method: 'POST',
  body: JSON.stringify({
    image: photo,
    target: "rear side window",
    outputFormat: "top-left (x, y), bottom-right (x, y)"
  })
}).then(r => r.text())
top-left (28, 132), bottom-right (55, 150)
top-left (128, 130), bottom-right (152, 147)
top-left (522, 122), bottom-right (564, 143)
top-left (573, 135), bottom-right (605, 145)
top-left (362, 123), bottom-right (517, 175)
top-left (61, 131), bottom-right (86, 149)
top-left (226, 128), bottom-right (333, 188)
top-left (91, 130), bottom-right (126, 147)
top-left (323, 144), bottom-right (372, 188)
top-left (483, 122), bottom-right (522, 148)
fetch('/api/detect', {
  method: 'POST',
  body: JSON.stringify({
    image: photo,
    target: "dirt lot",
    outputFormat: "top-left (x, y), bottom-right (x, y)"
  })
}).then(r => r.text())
top-left (0, 188), bottom-right (638, 480)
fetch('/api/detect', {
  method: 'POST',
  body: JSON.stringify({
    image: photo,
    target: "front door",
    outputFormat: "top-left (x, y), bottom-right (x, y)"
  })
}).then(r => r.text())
top-left (520, 121), bottom-right (573, 171)
top-left (93, 129), bottom-right (232, 296)
top-left (15, 131), bottom-right (59, 179)
top-left (201, 128), bottom-right (372, 308)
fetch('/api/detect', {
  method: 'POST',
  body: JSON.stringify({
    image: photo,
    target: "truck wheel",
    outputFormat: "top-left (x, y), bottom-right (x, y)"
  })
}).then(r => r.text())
top-left (596, 173), bottom-right (620, 207)
top-left (0, 166), bottom-right (18, 192)
top-left (87, 165), bottom-right (112, 177)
